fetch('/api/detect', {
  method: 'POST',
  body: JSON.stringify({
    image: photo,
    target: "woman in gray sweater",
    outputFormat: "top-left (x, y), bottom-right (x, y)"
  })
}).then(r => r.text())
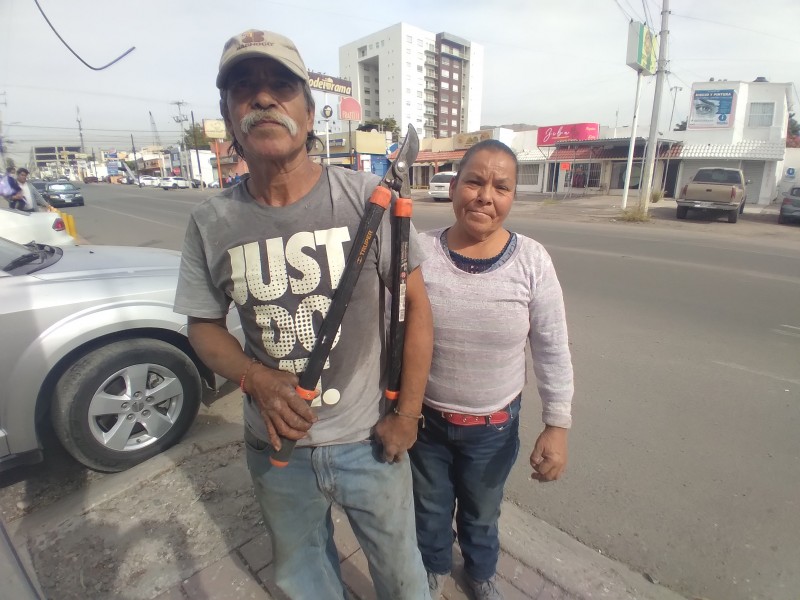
top-left (410, 140), bottom-right (574, 600)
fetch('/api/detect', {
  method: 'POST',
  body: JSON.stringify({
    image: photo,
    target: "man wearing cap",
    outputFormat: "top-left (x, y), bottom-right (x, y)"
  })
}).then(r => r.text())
top-left (174, 30), bottom-right (433, 599)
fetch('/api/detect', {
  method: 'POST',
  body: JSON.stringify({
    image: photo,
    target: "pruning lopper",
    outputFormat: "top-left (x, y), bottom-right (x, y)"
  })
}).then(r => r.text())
top-left (270, 124), bottom-right (420, 467)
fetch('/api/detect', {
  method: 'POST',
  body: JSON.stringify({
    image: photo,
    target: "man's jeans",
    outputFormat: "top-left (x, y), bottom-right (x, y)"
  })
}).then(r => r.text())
top-left (409, 397), bottom-right (521, 582)
top-left (245, 428), bottom-right (430, 600)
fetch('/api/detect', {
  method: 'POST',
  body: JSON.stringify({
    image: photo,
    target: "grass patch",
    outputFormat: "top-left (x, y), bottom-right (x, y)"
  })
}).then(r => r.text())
top-left (542, 199), bottom-right (558, 205)
top-left (651, 189), bottom-right (664, 204)
top-left (619, 205), bottom-right (651, 222)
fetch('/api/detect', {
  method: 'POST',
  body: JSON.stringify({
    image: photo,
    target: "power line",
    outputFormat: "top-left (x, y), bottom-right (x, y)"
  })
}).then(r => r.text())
top-left (611, 0), bottom-right (635, 22)
top-left (33, 0), bottom-right (135, 70)
top-left (671, 12), bottom-right (800, 44)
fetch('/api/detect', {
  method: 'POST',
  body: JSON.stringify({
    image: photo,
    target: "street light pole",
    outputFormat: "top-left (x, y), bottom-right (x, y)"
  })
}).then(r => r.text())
top-left (639, 0), bottom-right (671, 214)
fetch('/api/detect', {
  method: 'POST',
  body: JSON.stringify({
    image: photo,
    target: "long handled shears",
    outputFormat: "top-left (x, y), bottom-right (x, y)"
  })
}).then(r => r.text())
top-left (270, 125), bottom-right (420, 468)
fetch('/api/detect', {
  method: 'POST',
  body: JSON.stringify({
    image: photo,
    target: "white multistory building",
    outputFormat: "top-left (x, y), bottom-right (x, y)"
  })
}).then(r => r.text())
top-left (339, 23), bottom-right (483, 139)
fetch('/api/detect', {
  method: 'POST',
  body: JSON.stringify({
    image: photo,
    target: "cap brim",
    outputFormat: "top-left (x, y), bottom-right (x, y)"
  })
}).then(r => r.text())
top-left (216, 52), bottom-right (307, 89)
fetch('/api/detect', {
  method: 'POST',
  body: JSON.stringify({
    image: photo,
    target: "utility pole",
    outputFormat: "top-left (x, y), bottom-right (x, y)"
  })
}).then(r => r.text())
top-left (131, 134), bottom-right (140, 183)
top-left (76, 106), bottom-right (85, 153)
top-left (621, 71), bottom-right (644, 210)
top-left (190, 111), bottom-right (203, 186)
top-left (639, 0), bottom-right (670, 214)
top-left (661, 85), bottom-right (683, 193)
top-left (171, 101), bottom-right (190, 180)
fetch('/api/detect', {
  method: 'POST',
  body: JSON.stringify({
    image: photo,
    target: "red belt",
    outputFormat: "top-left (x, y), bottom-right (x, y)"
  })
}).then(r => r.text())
top-left (441, 408), bottom-right (510, 426)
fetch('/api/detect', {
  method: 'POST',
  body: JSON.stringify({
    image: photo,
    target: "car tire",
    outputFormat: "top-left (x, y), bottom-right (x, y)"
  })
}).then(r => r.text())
top-left (50, 339), bottom-right (202, 472)
top-left (172, 184), bottom-right (178, 189)
top-left (676, 206), bottom-right (688, 219)
top-left (778, 214), bottom-right (786, 225)
top-left (739, 199), bottom-right (745, 214)
top-left (728, 209), bottom-right (738, 223)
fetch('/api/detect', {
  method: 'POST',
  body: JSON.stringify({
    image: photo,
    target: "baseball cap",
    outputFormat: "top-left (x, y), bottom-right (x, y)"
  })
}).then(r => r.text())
top-left (216, 30), bottom-right (309, 89)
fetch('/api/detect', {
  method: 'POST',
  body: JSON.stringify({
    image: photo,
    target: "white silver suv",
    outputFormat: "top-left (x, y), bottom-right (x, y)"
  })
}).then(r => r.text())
top-left (138, 176), bottom-right (161, 187)
top-left (427, 171), bottom-right (457, 201)
top-left (159, 176), bottom-right (190, 190)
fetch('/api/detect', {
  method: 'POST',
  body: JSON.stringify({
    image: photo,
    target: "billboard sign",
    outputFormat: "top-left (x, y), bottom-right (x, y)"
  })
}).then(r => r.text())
top-left (626, 21), bottom-right (658, 75)
top-left (203, 119), bottom-right (227, 139)
top-left (308, 72), bottom-right (353, 96)
top-left (339, 97), bottom-right (362, 121)
top-left (688, 89), bottom-right (736, 129)
top-left (536, 123), bottom-right (599, 146)
top-left (107, 160), bottom-right (119, 175)
top-left (453, 130), bottom-right (492, 150)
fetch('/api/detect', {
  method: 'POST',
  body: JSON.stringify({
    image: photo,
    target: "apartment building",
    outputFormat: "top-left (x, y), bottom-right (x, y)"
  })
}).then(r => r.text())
top-left (339, 23), bottom-right (483, 139)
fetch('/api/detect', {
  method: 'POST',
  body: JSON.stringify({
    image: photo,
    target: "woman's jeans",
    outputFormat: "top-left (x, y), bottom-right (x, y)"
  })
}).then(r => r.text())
top-left (245, 429), bottom-right (431, 600)
top-left (409, 397), bottom-right (521, 582)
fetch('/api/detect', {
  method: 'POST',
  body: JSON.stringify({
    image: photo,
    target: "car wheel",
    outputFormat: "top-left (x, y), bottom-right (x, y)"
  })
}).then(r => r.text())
top-left (172, 184), bottom-right (178, 189)
top-left (676, 206), bottom-right (688, 219)
top-left (50, 339), bottom-right (202, 472)
top-left (778, 213), bottom-right (786, 224)
top-left (739, 199), bottom-right (745, 214)
top-left (728, 209), bottom-right (738, 223)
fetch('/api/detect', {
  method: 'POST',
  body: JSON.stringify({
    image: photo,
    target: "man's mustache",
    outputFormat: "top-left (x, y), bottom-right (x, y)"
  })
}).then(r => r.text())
top-left (240, 110), bottom-right (299, 136)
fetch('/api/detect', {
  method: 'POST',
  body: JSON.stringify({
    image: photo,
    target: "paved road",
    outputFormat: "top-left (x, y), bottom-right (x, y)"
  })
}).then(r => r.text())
top-left (7, 182), bottom-right (800, 600)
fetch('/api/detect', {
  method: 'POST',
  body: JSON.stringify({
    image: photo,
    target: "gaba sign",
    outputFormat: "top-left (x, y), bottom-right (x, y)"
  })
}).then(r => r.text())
top-left (536, 123), bottom-right (599, 147)
top-left (339, 97), bottom-right (362, 121)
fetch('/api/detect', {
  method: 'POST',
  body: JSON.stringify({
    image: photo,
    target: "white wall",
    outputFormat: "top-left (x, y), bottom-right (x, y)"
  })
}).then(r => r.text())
top-left (776, 147), bottom-right (800, 199)
top-left (464, 42), bottom-right (484, 133)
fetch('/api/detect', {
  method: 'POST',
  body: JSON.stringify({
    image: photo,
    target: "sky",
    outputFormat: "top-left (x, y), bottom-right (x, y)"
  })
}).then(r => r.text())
top-left (1, 0), bottom-right (799, 165)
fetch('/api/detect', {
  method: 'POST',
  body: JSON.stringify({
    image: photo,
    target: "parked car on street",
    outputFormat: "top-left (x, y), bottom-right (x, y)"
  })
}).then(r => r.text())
top-left (0, 236), bottom-right (242, 473)
top-left (160, 176), bottom-right (190, 190)
top-left (677, 168), bottom-right (747, 223)
top-left (778, 186), bottom-right (800, 225)
top-left (0, 207), bottom-right (74, 246)
top-left (138, 176), bottom-right (160, 187)
top-left (427, 171), bottom-right (457, 201)
top-left (208, 180), bottom-right (220, 188)
top-left (39, 181), bottom-right (85, 207)
top-left (83, 176), bottom-right (99, 184)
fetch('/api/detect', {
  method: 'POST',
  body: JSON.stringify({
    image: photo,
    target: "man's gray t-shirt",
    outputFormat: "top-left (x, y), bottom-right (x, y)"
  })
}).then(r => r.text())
top-left (174, 166), bottom-right (422, 447)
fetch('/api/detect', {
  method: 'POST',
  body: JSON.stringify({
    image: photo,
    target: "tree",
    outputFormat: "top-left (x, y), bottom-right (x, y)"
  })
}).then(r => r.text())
top-left (788, 113), bottom-right (800, 137)
top-left (182, 124), bottom-right (214, 150)
top-left (673, 119), bottom-right (687, 131)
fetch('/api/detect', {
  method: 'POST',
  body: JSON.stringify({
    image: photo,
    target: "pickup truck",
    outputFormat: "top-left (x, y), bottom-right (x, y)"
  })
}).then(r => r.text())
top-left (677, 168), bottom-right (748, 223)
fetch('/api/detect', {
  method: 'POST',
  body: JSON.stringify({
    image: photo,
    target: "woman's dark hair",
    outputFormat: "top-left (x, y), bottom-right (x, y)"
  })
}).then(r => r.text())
top-left (220, 81), bottom-right (319, 160)
top-left (455, 139), bottom-right (518, 182)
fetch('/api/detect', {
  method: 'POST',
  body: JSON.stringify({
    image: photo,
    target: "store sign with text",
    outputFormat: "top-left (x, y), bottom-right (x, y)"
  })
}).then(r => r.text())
top-left (308, 72), bottom-right (352, 96)
top-left (339, 97), bottom-right (362, 121)
top-left (536, 123), bottom-right (599, 147)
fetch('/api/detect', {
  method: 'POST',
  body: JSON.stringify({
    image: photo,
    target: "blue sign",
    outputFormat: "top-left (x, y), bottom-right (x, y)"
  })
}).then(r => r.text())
top-left (688, 89), bottom-right (736, 129)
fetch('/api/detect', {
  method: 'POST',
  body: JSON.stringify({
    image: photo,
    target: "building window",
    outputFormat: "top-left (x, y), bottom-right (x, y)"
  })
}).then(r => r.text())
top-left (441, 57), bottom-right (450, 66)
top-left (364, 75), bottom-right (370, 83)
top-left (441, 69), bottom-right (450, 78)
top-left (441, 44), bottom-right (450, 54)
top-left (406, 48), bottom-right (411, 55)
top-left (369, 44), bottom-right (373, 50)
top-left (452, 85), bottom-right (459, 93)
top-left (417, 91), bottom-right (423, 97)
top-left (451, 119), bottom-right (457, 127)
top-left (407, 35), bottom-right (413, 43)
top-left (364, 88), bottom-right (370, 94)
top-left (451, 108), bottom-right (458, 115)
top-left (518, 164), bottom-right (540, 186)
top-left (440, 106), bottom-right (448, 113)
top-left (440, 129), bottom-right (449, 137)
top-left (441, 93), bottom-right (450, 103)
top-left (442, 82), bottom-right (450, 90)
top-left (417, 65), bottom-right (423, 72)
top-left (748, 102), bottom-right (774, 127)
top-left (365, 110), bottom-right (371, 117)
top-left (453, 72), bottom-right (459, 81)
top-left (364, 99), bottom-right (371, 106)
top-left (417, 39), bottom-right (422, 46)
top-left (567, 163), bottom-right (601, 188)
